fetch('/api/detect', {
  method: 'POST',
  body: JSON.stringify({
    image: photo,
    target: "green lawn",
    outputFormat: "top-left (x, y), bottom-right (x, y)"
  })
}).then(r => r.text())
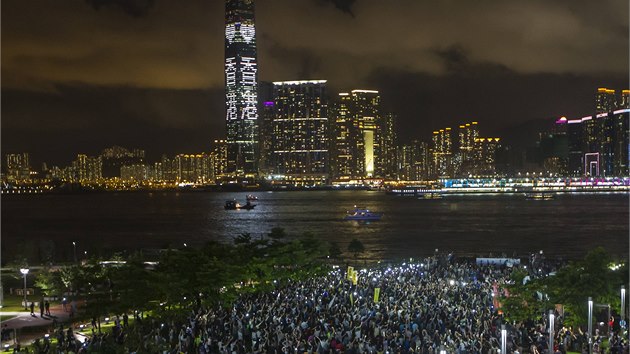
top-left (1, 294), bottom-right (29, 312)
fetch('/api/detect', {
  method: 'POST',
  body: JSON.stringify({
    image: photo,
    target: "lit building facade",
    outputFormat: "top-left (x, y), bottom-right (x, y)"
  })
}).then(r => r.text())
top-left (432, 128), bottom-right (453, 178)
top-left (175, 154), bottom-right (214, 183)
top-left (5, 153), bottom-right (31, 182)
top-left (271, 80), bottom-right (329, 185)
top-left (557, 108), bottom-right (629, 176)
top-left (471, 138), bottom-right (501, 177)
top-left (378, 112), bottom-right (398, 179)
top-left (72, 154), bottom-right (102, 183)
top-left (100, 146), bottom-right (145, 178)
top-left (257, 81), bottom-right (275, 175)
top-left (331, 90), bottom-right (383, 180)
top-left (225, 0), bottom-right (258, 177)
top-left (210, 140), bottom-right (229, 180)
top-left (595, 87), bottom-right (616, 114)
top-left (397, 140), bottom-right (430, 181)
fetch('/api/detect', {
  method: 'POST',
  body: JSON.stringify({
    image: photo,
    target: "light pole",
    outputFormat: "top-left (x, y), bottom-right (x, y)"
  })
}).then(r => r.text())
top-left (19, 268), bottom-right (29, 310)
top-left (501, 324), bottom-right (507, 354)
top-left (621, 286), bottom-right (626, 325)
top-left (548, 310), bottom-right (554, 354)
top-left (588, 297), bottom-right (593, 354)
top-left (72, 241), bottom-right (77, 263)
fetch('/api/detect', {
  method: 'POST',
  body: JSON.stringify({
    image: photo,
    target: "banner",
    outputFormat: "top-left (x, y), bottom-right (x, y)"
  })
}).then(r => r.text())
top-left (352, 272), bottom-right (358, 285)
top-left (373, 287), bottom-right (380, 303)
top-left (347, 266), bottom-right (354, 281)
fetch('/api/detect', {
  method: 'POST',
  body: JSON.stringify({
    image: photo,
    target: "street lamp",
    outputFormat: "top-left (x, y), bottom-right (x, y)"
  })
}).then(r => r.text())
top-left (621, 286), bottom-right (626, 324)
top-left (501, 324), bottom-right (507, 354)
top-left (588, 297), bottom-right (593, 354)
top-left (19, 268), bottom-right (29, 310)
top-left (72, 241), bottom-right (77, 263)
top-left (549, 310), bottom-right (555, 354)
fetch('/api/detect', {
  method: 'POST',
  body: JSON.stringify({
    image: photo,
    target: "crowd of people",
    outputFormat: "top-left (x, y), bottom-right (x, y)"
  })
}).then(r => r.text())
top-left (59, 254), bottom-right (625, 354)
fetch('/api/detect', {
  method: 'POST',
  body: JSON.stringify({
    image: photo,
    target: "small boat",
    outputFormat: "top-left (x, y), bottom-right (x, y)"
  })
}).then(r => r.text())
top-left (246, 194), bottom-right (258, 201)
top-left (524, 192), bottom-right (555, 200)
top-left (225, 200), bottom-right (257, 210)
top-left (418, 192), bottom-right (443, 200)
top-left (344, 206), bottom-right (382, 221)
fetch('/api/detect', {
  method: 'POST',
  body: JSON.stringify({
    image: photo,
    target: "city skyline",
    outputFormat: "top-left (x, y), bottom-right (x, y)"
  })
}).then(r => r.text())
top-left (2, 0), bottom-right (629, 166)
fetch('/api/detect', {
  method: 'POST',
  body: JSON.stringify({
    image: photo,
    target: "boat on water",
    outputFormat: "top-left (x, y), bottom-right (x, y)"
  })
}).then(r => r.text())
top-left (246, 194), bottom-right (258, 201)
top-left (418, 192), bottom-right (444, 200)
top-left (225, 200), bottom-right (257, 210)
top-left (344, 206), bottom-right (382, 221)
top-left (524, 192), bottom-right (555, 200)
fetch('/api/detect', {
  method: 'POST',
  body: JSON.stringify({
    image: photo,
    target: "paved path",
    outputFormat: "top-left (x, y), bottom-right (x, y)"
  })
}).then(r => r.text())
top-left (0, 303), bottom-right (72, 349)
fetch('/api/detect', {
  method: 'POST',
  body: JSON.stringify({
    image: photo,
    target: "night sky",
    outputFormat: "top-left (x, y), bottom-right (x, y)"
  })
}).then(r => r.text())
top-left (2, 0), bottom-right (628, 166)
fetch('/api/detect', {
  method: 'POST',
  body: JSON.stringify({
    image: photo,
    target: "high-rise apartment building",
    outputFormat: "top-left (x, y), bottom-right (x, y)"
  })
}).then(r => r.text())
top-left (175, 154), bottom-right (214, 183)
top-left (225, 0), bottom-right (258, 177)
top-left (456, 122), bottom-right (479, 177)
top-left (557, 108), bottom-right (629, 176)
top-left (73, 154), bottom-right (102, 183)
top-left (210, 140), bottom-right (229, 180)
top-left (397, 140), bottom-right (430, 181)
top-left (5, 153), bottom-right (31, 182)
top-left (432, 128), bottom-right (453, 178)
top-left (100, 146), bottom-right (145, 178)
top-left (595, 87), bottom-right (616, 114)
top-left (270, 80), bottom-right (329, 185)
top-left (471, 138), bottom-right (501, 177)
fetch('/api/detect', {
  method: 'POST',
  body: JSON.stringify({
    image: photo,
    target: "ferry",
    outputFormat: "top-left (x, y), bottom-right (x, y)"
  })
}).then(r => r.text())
top-left (418, 192), bottom-right (444, 200)
top-left (225, 200), bottom-right (257, 210)
top-left (524, 192), bottom-right (555, 200)
top-left (344, 206), bottom-right (382, 221)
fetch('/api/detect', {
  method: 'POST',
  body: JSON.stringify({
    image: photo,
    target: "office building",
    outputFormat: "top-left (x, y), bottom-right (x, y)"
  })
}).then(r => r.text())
top-left (377, 113), bottom-right (398, 179)
top-left (225, 0), bottom-right (258, 177)
top-left (271, 80), bottom-right (329, 185)
top-left (258, 81), bottom-right (274, 175)
top-left (331, 89), bottom-right (383, 180)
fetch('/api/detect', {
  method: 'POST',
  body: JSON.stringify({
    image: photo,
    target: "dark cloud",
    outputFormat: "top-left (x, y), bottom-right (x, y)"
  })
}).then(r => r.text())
top-left (1, 85), bottom-right (224, 165)
top-left (85, 0), bottom-right (156, 17)
top-left (317, 0), bottom-right (357, 17)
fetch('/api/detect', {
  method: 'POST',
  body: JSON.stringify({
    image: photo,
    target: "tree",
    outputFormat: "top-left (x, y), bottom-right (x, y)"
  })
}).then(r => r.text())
top-left (347, 238), bottom-right (365, 260)
top-left (544, 247), bottom-right (626, 326)
top-left (268, 227), bottom-right (288, 240)
top-left (328, 241), bottom-right (343, 259)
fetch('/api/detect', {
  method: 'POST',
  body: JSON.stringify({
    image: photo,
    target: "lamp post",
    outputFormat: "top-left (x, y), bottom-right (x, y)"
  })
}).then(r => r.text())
top-left (621, 286), bottom-right (626, 324)
top-left (501, 324), bottom-right (507, 354)
top-left (549, 310), bottom-right (555, 354)
top-left (19, 268), bottom-right (29, 310)
top-left (588, 297), bottom-right (593, 354)
top-left (72, 241), bottom-right (77, 263)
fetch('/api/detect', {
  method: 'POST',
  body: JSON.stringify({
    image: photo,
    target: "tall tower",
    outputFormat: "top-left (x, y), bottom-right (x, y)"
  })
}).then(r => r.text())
top-left (225, 0), bottom-right (258, 177)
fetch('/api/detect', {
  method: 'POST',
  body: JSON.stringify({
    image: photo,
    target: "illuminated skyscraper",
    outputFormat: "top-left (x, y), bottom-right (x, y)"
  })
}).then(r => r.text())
top-left (595, 87), bottom-right (616, 114)
top-left (377, 112), bottom-right (398, 178)
top-left (331, 90), bottom-right (381, 179)
top-left (271, 80), bottom-right (329, 185)
top-left (225, 0), bottom-right (258, 177)
top-left (471, 138), bottom-right (501, 176)
top-left (432, 128), bottom-right (453, 177)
